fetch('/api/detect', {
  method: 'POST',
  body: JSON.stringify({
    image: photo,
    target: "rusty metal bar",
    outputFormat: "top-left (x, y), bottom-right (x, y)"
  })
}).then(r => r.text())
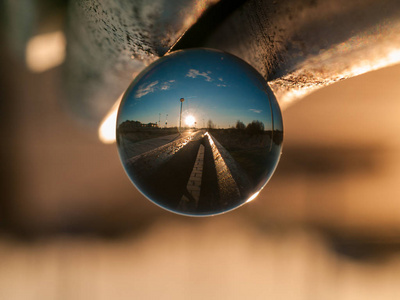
top-left (185, 0), bottom-right (400, 108)
top-left (64, 0), bottom-right (219, 126)
top-left (65, 0), bottom-right (400, 126)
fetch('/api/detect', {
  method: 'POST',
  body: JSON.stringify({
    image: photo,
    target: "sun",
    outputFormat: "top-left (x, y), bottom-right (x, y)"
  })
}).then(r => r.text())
top-left (185, 115), bottom-right (196, 127)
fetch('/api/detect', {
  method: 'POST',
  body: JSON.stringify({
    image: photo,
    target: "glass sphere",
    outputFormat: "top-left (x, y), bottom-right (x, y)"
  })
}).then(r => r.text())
top-left (117, 48), bottom-right (283, 216)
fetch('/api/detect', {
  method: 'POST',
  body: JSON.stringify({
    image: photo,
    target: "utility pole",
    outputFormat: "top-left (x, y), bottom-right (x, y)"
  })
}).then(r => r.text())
top-left (179, 98), bottom-right (184, 131)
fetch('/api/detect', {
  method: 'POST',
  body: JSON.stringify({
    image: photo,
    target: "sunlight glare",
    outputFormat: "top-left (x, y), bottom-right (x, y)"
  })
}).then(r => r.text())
top-left (246, 191), bottom-right (260, 203)
top-left (98, 95), bottom-right (123, 144)
top-left (185, 115), bottom-right (196, 127)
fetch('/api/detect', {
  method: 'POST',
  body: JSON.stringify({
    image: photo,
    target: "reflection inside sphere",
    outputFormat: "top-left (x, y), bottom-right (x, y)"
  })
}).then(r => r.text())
top-left (185, 115), bottom-right (196, 127)
top-left (117, 49), bottom-right (283, 216)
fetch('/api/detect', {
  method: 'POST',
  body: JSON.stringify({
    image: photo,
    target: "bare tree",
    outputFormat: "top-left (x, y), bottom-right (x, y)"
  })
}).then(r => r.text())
top-left (246, 120), bottom-right (265, 133)
top-left (236, 120), bottom-right (245, 130)
top-left (207, 119), bottom-right (215, 130)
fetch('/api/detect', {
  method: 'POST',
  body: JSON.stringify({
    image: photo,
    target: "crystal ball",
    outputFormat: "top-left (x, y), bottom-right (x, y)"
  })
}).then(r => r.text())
top-left (117, 48), bottom-right (283, 216)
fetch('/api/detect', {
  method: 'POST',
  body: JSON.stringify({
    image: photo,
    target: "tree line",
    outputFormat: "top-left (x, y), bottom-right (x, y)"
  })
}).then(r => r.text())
top-left (207, 119), bottom-right (265, 132)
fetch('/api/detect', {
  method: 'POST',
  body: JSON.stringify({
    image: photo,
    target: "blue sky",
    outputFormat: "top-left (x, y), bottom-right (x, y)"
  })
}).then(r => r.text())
top-left (118, 49), bottom-right (282, 130)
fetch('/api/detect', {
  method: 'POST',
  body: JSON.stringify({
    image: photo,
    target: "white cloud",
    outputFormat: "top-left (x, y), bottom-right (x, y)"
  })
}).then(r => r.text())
top-left (186, 69), bottom-right (213, 82)
top-left (135, 81), bottom-right (159, 98)
top-left (249, 109), bottom-right (262, 113)
top-left (216, 77), bottom-right (228, 87)
top-left (161, 80), bottom-right (174, 91)
top-left (134, 80), bottom-right (176, 98)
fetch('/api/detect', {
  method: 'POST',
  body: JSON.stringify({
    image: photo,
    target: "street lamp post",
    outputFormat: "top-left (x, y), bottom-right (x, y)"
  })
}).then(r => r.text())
top-left (179, 97), bottom-right (184, 132)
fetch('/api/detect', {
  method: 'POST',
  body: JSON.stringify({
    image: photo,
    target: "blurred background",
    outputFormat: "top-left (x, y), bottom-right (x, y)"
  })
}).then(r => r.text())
top-left (1, 0), bottom-right (400, 299)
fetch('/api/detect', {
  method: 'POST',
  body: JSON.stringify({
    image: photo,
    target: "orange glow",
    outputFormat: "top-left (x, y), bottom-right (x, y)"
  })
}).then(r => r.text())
top-left (345, 48), bottom-right (400, 77)
top-left (98, 95), bottom-right (123, 144)
top-left (277, 47), bottom-right (400, 110)
top-left (26, 31), bottom-right (66, 73)
top-left (246, 191), bottom-right (260, 203)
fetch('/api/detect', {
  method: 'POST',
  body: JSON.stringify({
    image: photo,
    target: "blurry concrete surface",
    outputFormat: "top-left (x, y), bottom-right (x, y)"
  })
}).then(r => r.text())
top-left (1, 218), bottom-right (400, 300)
